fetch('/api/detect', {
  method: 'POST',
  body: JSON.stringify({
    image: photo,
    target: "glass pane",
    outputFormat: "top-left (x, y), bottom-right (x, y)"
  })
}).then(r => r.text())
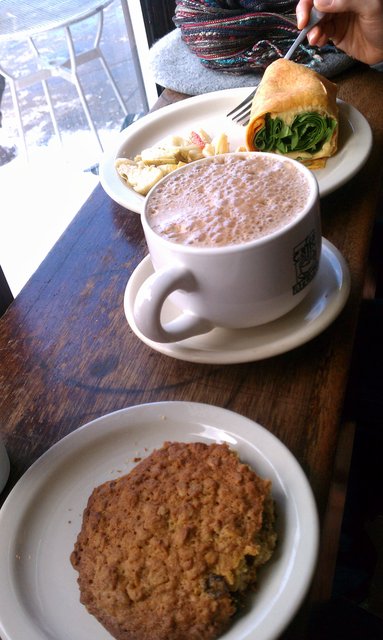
top-left (0, 0), bottom-right (154, 295)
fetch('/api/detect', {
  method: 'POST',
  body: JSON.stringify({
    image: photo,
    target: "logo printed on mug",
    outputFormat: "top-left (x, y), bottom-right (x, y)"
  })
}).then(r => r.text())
top-left (293, 230), bottom-right (319, 295)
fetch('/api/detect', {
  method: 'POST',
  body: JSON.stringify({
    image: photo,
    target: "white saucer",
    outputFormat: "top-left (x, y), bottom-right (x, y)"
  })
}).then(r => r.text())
top-left (124, 239), bottom-right (351, 364)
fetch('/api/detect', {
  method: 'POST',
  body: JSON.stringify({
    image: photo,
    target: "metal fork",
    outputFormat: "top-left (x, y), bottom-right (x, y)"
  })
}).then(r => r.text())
top-left (226, 7), bottom-right (325, 126)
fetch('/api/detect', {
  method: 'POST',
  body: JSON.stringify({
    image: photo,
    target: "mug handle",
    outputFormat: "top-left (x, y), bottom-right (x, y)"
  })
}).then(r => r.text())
top-left (133, 265), bottom-right (214, 343)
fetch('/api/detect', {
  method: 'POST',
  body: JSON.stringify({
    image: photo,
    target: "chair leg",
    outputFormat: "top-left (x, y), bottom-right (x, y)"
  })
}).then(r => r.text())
top-left (73, 73), bottom-right (104, 151)
top-left (64, 25), bottom-right (103, 151)
top-left (8, 78), bottom-right (28, 159)
top-left (41, 78), bottom-right (62, 144)
top-left (92, 7), bottom-right (128, 115)
top-left (97, 50), bottom-right (128, 116)
top-left (29, 36), bottom-right (62, 146)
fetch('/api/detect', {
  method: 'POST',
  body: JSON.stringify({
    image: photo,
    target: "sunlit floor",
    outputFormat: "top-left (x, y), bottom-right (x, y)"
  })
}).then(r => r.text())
top-left (0, 1), bottom-right (148, 296)
top-left (0, 132), bottom-right (100, 295)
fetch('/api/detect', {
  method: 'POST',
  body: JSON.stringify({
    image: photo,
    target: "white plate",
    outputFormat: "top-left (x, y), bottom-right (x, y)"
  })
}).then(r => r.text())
top-left (99, 89), bottom-right (372, 212)
top-left (0, 402), bottom-right (319, 640)
top-left (124, 238), bottom-right (350, 364)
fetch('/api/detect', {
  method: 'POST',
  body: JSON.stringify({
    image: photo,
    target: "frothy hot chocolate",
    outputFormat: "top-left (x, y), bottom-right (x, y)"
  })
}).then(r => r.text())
top-left (146, 154), bottom-right (311, 247)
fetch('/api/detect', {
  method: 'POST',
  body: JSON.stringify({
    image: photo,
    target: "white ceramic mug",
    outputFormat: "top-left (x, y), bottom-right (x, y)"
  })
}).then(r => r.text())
top-left (0, 437), bottom-right (10, 494)
top-left (133, 152), bottom-right (321, 343)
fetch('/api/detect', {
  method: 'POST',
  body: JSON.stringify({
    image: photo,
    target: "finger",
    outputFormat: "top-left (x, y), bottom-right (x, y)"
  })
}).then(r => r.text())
top-left (296, 0), bottom-right (315, 29)
top-left (307, 24), bottom-right (323, 45)
top-left (312, 32), bottom-right (332, 48)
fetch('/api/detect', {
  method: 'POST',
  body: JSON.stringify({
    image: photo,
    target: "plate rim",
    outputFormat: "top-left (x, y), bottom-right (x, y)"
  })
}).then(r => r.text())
top-left (99, 90), bottom-right (372, 211)
top-left (0, 401), bottom-right (319, 640)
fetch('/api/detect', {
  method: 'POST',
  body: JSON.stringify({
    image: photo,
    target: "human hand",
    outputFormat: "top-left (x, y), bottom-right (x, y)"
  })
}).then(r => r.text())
top-left (296, 0), bottom-right (383, 65)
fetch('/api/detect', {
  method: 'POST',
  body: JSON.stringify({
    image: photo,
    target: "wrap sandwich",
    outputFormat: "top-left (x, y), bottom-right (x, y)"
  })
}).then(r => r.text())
top-left (245, 59), bottom-right (338, 169)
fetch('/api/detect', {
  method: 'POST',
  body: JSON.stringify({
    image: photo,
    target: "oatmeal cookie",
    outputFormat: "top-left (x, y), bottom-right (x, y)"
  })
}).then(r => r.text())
top-left (71, 441), bottom-right (277, 640)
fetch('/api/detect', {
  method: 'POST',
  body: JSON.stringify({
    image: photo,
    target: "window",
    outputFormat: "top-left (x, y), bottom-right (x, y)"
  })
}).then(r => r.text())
top-left (0, 0), bottom-right (157, 294)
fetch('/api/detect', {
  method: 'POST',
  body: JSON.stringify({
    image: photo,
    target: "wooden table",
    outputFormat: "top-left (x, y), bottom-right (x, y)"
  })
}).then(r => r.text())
top-left (0, 63), bottom-right (382, 638)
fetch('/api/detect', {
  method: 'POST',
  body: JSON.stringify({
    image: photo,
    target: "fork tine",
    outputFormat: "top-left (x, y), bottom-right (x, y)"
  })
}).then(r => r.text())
top-left (226, 87), bottom-right (257, 118)
top-left (231, 101), bottom-right (253, 122)
top-left (232, 104), bottom-right (251, 124)
top-left (235, 107), bottom-right (252, 126)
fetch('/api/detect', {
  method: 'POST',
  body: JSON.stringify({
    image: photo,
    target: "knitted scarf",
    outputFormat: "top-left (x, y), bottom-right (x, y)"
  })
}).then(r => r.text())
top-left (173, 0), bottom-right (330, 73)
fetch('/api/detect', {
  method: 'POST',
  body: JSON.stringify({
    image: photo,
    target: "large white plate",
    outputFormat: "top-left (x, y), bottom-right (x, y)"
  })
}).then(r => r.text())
top-left (0, 402), bottom-right (319, 640)
top-left (124, 239), bottom-right (350, 364)
top-left (99, 88), bottom-right (372, 212)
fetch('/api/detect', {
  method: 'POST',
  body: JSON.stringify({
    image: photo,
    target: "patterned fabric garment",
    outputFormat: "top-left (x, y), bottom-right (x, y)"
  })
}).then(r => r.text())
top-left (173, 0), bottom-right (337, 73)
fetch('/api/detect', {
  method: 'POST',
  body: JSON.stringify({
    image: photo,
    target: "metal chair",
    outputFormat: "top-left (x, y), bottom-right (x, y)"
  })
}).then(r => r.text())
top-left (0, 0), bottom-right (135, 157)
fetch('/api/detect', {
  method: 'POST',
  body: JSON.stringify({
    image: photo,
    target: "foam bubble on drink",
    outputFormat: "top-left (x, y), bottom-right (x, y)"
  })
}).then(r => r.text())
top-left (147, 154), bottom-right (311, 247)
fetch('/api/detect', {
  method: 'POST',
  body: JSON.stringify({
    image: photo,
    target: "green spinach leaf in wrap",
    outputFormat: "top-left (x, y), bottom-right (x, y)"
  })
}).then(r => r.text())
top-left (254, 113), bottom-right (338, 154)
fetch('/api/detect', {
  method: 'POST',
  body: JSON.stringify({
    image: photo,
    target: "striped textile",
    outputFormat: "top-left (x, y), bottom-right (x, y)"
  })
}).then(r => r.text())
top-left (173, 0), bottom-right (331, 72)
